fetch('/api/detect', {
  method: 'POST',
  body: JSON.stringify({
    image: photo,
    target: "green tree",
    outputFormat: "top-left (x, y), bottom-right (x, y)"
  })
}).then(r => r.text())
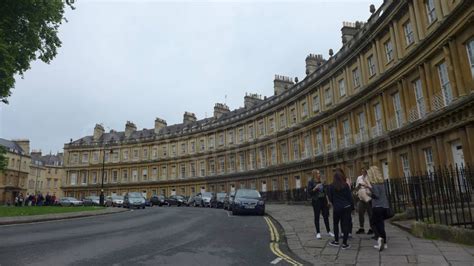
top-left (0, 0), bottom-right (74, 104)
top-left (0, 146), bottom-right (8, 173)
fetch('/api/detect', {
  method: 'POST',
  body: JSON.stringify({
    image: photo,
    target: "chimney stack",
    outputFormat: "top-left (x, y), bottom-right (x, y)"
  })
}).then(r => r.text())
top-left (341, 21), bottom-right (363, 44)
top-left (154, 118), bottom-right (167, 134)
top-left (13, 139), bottom-right (30, 155)
top-left (274, 75), bottom-right (294, 96)
top-left (125, 121), bottom-right (137, 138)
top-left (244, 93), bottom-right (263, 109)
top-left (213, 103), bottom-right (230, 119)
top-left (183, 112), bottom-right (197, 124)
top-left (305, 54), bottom-right (326, 76)
top-left (93, 124), bottom-right (105, 141)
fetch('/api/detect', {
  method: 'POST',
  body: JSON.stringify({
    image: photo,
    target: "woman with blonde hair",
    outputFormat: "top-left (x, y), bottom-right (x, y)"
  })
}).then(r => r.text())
top-left (367, 165), bottom-right (389, 251)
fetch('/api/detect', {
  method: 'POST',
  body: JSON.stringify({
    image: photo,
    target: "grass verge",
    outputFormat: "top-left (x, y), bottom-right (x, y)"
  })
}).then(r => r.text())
top-left (0, 206), bottom-right (106, 217)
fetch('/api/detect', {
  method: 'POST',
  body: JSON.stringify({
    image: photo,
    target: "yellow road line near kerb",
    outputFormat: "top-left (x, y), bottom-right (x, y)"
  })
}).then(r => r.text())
top-left (264, 216), bottom-right (302, 266)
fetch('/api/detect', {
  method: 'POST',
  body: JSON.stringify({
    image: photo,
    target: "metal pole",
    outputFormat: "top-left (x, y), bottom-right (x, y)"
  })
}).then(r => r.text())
top-left (100, 148), bottom-right (105, 206)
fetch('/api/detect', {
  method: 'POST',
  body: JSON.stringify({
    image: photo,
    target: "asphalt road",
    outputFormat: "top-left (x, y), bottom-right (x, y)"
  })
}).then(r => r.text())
top-left (0, 206), bottom-right (298, 266)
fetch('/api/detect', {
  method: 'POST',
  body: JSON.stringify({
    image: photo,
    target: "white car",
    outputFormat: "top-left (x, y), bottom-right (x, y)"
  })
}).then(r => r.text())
top-left (59, 197), bottom-right (83, 207)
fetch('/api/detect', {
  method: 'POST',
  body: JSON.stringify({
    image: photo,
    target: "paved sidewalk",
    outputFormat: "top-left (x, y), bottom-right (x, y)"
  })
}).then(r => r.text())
top-left (0, 207), bottom-right (127, 225)
top-left (266, 204), bottom-right (474, 265)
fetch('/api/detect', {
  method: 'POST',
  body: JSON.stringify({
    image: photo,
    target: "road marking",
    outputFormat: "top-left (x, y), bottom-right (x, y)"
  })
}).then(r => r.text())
top-left (271, 257), bottom-right (283, 264)
top-left (264, 216), bottom-right (302, 266)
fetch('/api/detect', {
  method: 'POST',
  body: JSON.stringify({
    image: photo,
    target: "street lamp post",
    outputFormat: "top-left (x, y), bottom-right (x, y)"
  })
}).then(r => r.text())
top-left (100, 148), bottom-right (112, 206)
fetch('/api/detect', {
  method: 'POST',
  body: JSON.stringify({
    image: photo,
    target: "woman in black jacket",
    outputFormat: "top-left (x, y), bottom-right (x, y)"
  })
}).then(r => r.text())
top-left (307, 169), bottom-right (334, 239)
top-left (327, 169), bottom-right (354, 249)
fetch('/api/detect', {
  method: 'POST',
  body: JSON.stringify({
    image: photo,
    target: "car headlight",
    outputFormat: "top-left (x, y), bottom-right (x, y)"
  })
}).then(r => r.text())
top-left (234, 200), bottom-right (241, 205)
top-left (258, 200), bottom-right (265, 205)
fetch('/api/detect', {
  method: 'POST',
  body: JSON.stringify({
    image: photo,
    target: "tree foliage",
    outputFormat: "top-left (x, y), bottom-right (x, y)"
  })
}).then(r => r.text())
top-left (0, 0), bottom-right (74, 104)
top-left (0, 146), bottom-right (8, 173)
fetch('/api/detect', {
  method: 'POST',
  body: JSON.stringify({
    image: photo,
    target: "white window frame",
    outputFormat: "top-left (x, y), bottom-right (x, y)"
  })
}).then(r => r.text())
top-left (374, 103), bottom-right (383, 136)
top-left (329, 125), bottom-right (337, 151)
top-left (342, 119), bottom-right (351, 147)
top-left (437, 62), bottom-right (453, 106)
top-left (358, 112), bottom-right (367, 142)
top-left (424, 148), bottom-right (434, 173)
top-left (316, 130), bottom-right (323, 155)
top-left (367, 55), bottom-right (376, 77)
top-left (384, 40), bottom-right (393, 62)
top-left (413, 79), bottom-right (426, 119)
top-left (403, 21), bottom-right (414, 46)
top-left (425, 0), bottom-right (437, 24)
top-left (466, 38), bottom-right (474, 78)
top-left (352, 68), bottom-right (361, 88)
top-left (324, 87), bottom-right (332, 106)
top-left (392, 92), bottom-right (403, 128)
top-left (312, 94), bottom-right (320, 112)
top-left (338, 79), bottom-right (346, 97)
top-left (401, 154), bottom-right (411, 177)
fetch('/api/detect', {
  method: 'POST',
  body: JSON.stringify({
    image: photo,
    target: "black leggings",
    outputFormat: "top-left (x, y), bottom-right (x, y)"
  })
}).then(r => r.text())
top-left (371, 207), bottom-right (387, 243)
top-left (312, 198), bottom-right (330, 233)
top-left (333, 207), bottom-right (352, 245)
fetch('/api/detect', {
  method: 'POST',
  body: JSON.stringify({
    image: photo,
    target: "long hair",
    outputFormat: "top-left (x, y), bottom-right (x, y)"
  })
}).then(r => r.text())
top-left (367, 166), bottom-right (384, 184)
top-left (332, 169), bottom-right (347, 191)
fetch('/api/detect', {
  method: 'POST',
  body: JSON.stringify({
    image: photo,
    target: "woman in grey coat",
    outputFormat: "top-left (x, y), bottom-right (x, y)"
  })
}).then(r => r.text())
top-left (368, 166), bottom-right (389, 251)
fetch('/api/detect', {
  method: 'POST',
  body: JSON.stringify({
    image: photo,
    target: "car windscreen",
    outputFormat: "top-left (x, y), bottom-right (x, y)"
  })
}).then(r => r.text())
top-left (89, 196), bottom-right (99, 200)
top-left (201, 192), bottom-right (213, 197)
top-left (127, 192), bottom-right (142, 197)
top-left (112, 196), bottom-right (123, 200)
top-left (216, 193), bottom-right (226, 198)
top-left (236, 190), bottom-right (261, 199)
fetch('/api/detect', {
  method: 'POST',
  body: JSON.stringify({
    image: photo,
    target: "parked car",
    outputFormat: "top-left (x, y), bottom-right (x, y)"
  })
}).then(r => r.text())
top-left (83, 196), bottom-right (101, 206)
top-left (212, 192), bottom-right (227, 208)
top-left (149, 195), bottom-right (166, 206)
top-left (59, 197), bottom-right (83, 207)
top-left (165, 195), bottom-right (185, 206)
top-left (190, 193), bottom-right (203, 207)
top-left (223, 192), bottom-right (235, 210)
top-left (105, 195), bottom-right (124, 207)
top-left (201, 192), bottom-right (214, 207)
top-left (123, 192), bottom-right (146, 209)
top-left (230, 189), bottom-right (265, 215)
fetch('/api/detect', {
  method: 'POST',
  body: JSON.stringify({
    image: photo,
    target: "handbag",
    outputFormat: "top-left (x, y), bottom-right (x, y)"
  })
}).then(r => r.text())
top-left (384, 207), bottom-right (395, 220)
top-left (357, 187), bottom-right (372, 203)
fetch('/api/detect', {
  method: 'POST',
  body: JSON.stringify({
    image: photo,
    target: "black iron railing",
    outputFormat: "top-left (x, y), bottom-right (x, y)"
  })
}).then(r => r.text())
top-left (262, 165), bottom-right (473, 229)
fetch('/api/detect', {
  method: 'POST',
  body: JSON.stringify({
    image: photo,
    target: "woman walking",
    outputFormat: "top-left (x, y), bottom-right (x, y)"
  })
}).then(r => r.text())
top-left (367, 166), bottom-right (389, 251)
top-left (307, 169), bottom-right (334, 239)
top-left (327, 168), bottom-right (354, 249)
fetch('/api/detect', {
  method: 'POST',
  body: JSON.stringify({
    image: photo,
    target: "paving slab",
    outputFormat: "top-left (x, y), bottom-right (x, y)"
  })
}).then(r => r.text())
top-left (266, 204), bottom-right (474, 265)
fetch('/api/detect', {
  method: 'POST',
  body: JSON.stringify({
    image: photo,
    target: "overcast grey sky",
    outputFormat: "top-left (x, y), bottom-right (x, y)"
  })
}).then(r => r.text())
top-left (0, 0), bottom-right (380, 153)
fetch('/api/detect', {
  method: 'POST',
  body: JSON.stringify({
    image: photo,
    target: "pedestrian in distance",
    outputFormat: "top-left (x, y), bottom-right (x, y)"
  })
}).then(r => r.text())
top-left (307, 169), bottom-right (334, 239)
top-left (355, 167), bottom-right (374, 235)
top-left (327, 168), bottom-right (354, 250)
top-left (367, 165), bottom-right (389, 251)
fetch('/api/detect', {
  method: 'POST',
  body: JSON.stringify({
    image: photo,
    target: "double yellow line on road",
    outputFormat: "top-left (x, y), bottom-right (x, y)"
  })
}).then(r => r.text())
top-left (264, 216), bottom-right (302, 266)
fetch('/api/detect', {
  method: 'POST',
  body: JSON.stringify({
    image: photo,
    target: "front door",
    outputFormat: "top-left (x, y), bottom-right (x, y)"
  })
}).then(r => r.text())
top-left (451, 140), bottom-right (467, 192)
top-left (451, 140), bottom-right (465, 167)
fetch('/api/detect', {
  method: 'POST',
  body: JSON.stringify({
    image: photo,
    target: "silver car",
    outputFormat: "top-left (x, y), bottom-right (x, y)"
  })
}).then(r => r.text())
top-left (123, 192), bottom-right (146, 209)
top-left (201, 192), bottom-right (214, 207)
top-left (106, 195), bottom-right (124, 207)
top-left (59, 197), bottom-right (83, 207)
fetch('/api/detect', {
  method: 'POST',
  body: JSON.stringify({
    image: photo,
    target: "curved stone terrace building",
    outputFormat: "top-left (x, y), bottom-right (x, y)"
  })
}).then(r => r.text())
top-left (63, 0), bottom-right (474, 199)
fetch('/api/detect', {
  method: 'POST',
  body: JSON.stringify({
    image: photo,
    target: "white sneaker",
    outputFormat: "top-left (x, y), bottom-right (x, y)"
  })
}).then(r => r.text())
top-left (384, 244), bottom-right (388, 249)
top-left (316, 233), bottom-right (321, 239)
top-left (377, 237), bottom-right (384, 251)
top-left (328, 232), bottom-right (335, 237)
